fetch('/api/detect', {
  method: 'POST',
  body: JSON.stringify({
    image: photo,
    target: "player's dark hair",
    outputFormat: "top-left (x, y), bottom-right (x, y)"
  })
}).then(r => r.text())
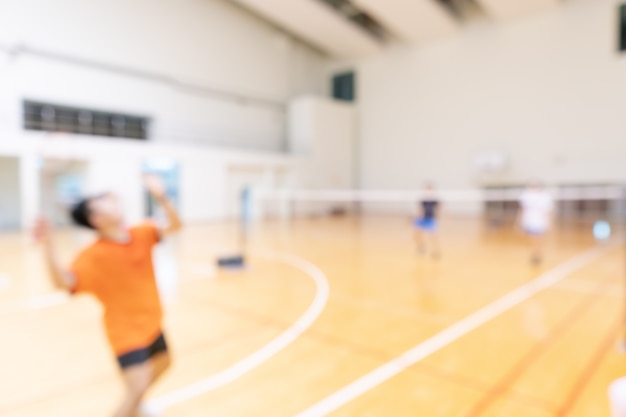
top-left (70, 196), bottom-right (101, 229)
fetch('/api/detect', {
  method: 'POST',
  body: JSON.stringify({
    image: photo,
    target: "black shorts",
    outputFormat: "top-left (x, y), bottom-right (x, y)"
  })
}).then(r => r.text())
top-left (117, 333), bottom-right (168, 369)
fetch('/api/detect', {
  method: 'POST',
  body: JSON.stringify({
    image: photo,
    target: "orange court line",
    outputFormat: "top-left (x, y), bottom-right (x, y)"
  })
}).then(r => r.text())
top-left (462, 278), bottom-right (617, 417)
top-left (555, 317), bottom-right (624, 416)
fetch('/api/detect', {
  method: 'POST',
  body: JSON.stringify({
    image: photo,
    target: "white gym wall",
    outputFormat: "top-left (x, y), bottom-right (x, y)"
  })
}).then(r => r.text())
top-left (347, 0), bottom-right (626, 189)
top-left (289, 96), bottom-right (356, 189)
top-left (0, 0), bottom-right (363, 228)
top-left (0, 0), bottom-right (326, 150)
top-left (285, 96), bottom-right (357, 217)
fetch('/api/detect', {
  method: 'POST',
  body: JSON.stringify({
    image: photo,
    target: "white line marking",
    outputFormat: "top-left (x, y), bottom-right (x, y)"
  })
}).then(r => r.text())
top-left (294, 245), bottom-right (613, 417)
top-left (257, 186), bottom-right (622, 203)
top-left (146, 250), bottom-right (330, 413)
top-left (0, 292), bottom-right (70, 314)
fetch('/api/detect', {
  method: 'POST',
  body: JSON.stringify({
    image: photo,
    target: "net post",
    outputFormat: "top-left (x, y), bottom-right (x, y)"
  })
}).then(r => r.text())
top-left (240, 185), bottom-right (252, 256)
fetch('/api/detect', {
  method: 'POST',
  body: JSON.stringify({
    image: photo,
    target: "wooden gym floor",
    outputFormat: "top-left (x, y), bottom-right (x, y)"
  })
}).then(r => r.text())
top-left (0, 216), bottom-right (624, 416)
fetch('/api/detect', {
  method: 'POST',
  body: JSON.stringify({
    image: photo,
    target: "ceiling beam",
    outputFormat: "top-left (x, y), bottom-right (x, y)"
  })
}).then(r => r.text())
top-left (233, 0), bottom-right (382, 58)
top-left (353, 0), bottom-right (459, 43)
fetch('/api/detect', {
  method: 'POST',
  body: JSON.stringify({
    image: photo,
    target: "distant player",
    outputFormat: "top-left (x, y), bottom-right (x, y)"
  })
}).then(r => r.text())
top-left (414, 183), bottom-right (440, 258)
top-left (34, 175), bottom-right (182, 417)
top-left (518, 182), bottom-right (553, 265)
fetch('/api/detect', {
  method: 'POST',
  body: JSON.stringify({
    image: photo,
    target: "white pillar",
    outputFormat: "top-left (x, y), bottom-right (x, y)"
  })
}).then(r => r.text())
top-left (20, 153), bottom-right (40, 230)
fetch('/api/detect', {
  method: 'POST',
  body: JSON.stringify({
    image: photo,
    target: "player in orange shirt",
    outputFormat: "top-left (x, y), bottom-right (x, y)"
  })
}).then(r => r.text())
top-left (34, 175), bottom-right (182, 417)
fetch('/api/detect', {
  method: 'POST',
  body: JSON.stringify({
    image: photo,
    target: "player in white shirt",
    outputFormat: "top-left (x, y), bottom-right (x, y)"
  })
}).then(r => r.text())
top-left (518, 183), bottom-right (554, 265)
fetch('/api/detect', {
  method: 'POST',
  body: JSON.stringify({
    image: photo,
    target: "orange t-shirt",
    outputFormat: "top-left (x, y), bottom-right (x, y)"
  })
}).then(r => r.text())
top-left (71, 223), bottom-right (163, 356)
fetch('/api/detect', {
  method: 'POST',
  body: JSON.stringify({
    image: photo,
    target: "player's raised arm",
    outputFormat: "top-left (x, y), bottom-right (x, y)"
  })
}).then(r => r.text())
top-left (33, 217), bottom-right (76, 291)
top-left (144, 174), bottom-right (183, 236)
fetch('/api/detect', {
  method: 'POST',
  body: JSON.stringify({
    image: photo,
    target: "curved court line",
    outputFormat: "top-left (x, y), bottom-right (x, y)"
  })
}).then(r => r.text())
top-left (294, 244), bottom-right (614, 417)
top-left (146, 250), bottom-right (330, 413)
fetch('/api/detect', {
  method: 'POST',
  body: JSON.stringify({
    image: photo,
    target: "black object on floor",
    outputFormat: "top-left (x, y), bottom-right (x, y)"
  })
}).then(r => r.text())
top-left (217, 255), bottom-right (246, 268)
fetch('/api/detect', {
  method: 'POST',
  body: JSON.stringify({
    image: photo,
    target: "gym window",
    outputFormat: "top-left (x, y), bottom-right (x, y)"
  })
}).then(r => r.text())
top-left (332, 72), bottom-right (356, 102)
top-left (23, 100), bottom-right (150, 140)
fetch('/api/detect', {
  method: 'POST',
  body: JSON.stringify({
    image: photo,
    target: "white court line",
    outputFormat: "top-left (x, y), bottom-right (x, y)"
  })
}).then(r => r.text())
top-left (145, 250), bottom-right (330, 413)
top-left (294, 244), bottom-right (613, 417)
top-left (0, 292), bottom-right (70, 314)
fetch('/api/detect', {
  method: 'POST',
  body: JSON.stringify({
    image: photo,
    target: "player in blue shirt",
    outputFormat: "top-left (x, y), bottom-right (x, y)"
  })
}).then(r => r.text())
top-left (415, 183), bottom-right (440, 258)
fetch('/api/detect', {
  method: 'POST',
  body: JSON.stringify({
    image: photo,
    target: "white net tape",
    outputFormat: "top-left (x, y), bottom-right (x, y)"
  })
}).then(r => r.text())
top-left (250, 185), bottom-right (625, 223)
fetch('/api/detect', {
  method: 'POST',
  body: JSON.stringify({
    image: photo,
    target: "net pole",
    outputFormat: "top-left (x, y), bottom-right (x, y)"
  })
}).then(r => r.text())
top-left (240, 186), bottom-right (251, 257)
